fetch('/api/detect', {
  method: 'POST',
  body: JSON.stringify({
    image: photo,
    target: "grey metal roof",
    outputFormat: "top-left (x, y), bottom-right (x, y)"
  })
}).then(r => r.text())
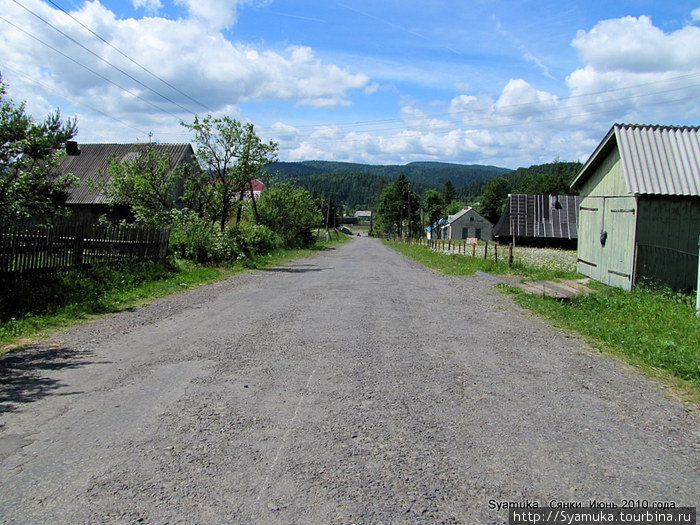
top-left (571, 124), bottom-right (700, 196)
top-left (59, 143), bottom-right (194, 205)
top-left (493, 194), bottom-right (582, 239)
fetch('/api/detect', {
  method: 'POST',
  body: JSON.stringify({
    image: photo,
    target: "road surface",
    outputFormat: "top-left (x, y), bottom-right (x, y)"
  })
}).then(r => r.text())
top-left (1, 237), bottom-right (697, 524)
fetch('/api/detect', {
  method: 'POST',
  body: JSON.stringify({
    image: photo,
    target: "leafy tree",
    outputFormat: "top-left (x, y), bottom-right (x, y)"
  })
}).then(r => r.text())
top-left (374, 173), bottom-right (421, 237)
top-left (181, 115), bottom-right (277, 230)
top-left (447, 201), bottom-right (467, 216)
top-left (0, 79), bottom-right (78, 221)
top-left (107, 146), bottom-right (202, 225)
top-left (479, 176), bottom-right (511, 223)
top-left (257, 183), bottom-right (322, 248)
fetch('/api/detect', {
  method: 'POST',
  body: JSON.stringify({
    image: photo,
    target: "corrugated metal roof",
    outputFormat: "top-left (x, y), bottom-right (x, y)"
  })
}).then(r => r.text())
top-left (493, 194), bottom-right (582, 239)
top-left (616, 124), bottom-right (700, 196)
top-left (572, 124), bottom-right (700, 196)
top-left (59, 143), bottom-right (194, 204)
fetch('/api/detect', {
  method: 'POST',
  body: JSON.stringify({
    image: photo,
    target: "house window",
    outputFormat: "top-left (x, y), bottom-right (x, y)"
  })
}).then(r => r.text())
top-left (470, 217), bottom-right (474, 221)
top-left (475, 228), bottom-right (481, 239)
top-left (461, 228), bottom-right (469, 239)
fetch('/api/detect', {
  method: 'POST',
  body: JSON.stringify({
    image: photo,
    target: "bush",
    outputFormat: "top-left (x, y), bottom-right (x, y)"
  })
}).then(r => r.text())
top-left (257, 184), bottom-right (322, 248)
top-left (168, 210), bottom-right (280, 264)
top-left (168, 210), bottom-right (220, 263)
top-left (236, 223), bottom-right (280, 255)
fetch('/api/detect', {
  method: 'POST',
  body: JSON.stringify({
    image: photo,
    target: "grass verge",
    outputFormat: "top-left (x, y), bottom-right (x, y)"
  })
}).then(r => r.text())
top-left (385, 239), bottom-right (699, 402)
top-left (0, 235), bottom-right (349, 352)
top-left (385, 240), bottom-right (579, 280)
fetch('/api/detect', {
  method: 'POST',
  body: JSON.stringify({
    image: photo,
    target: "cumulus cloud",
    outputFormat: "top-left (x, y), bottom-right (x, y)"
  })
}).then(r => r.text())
top-left (0, 0), bottom-right (369, 143)
top-left (572, 15), bottom-right (700, 73)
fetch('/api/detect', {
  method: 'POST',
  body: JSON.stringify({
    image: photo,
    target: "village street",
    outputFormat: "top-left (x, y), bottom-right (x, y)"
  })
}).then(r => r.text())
top-left (0, 237), bottom-right (697, 524)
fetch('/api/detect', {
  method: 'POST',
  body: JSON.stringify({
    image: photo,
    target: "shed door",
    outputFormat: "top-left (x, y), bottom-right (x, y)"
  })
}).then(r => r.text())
top-left (577, 196), bottom-right (636, 290)
top-left (577, 197), bottom-right (603, 282)
top-left (601, 196), bottom-right (636, 290)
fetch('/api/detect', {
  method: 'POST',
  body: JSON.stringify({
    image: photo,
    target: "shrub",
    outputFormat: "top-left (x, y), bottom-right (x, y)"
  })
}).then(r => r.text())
top-left (168, 210), bottom-right (220, 263)
top-left (237, 223), bottom-right (280, 255)
top-left (168, 210), bottom-right (280, 263)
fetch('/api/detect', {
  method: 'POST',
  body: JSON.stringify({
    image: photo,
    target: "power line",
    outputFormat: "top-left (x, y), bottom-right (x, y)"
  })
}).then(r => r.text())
top-left (45, 0), bottom-right (214, 113)
top-left (273, 91), bottom-right (700, 148)
top-left (10, 0), bottom-right (196, 115)
top-left (1, 63), bottom-right (150, 138)
top-left (0, 15), bottom-right (184, 120)
top-left (286, 71), bottom-right (700, 131)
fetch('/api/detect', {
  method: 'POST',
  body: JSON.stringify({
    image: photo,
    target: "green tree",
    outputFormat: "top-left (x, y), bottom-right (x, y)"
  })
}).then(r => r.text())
top-left (106, 146), bottom-right (202, 225)
top-left (374, 173), bottom-right (421, 237)
top-left (257, 183), bottom-right (322, 248)
top-left (446, 200), bottom-right (466, 215)
top-left (0, 80), bottom-right (78, 221)
top-left (442, 180), bottom-right (457, 211)
top-left (422, 189), bottom-right (444, 238)
top-left (181, 115), bottom-right (277, 230)
top-left (479, 176), bottom-right (511, 223)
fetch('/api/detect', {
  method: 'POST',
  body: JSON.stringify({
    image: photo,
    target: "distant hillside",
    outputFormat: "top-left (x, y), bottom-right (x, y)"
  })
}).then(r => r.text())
top-left (262, 160), bottom-right (511, 210)
top-left (461, 161), bottom-right (583, 200)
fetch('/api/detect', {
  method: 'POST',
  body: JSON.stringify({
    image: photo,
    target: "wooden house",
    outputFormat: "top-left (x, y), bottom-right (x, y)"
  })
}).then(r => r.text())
top-left (441, 207), bottom-right (493, 240)
top-left (59, 142), bottom-right (197, 222)
top-left (492, 194), bottom-right (582, 247)
top-left (570, 123), bottom-right (700, 291)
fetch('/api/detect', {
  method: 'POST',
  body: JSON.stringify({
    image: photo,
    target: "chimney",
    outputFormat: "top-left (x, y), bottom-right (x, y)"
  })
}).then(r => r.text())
top-left (66, 141), bottom-right (80, 156)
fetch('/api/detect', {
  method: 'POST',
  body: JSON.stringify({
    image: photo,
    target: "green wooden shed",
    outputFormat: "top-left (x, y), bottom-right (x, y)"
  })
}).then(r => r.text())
top-left (570, 123), bottom-right (700, 291)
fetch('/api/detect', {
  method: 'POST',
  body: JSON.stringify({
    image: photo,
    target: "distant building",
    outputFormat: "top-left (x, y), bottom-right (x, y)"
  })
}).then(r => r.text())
top-left (571, 123), bottom-right (700, 291)
top-left (58, 142), bottom-right (197, 222)
top-left (354, 210), bottom-right (372, 221)
top-left (235, 178), bottom-right (265, 201)
top-left (492, 194), bottom-right (581, 247)
top-left (441, 207), bottom-right (493, 240)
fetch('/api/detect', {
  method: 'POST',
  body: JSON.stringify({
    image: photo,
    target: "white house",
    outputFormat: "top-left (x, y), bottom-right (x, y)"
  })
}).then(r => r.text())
top-left (441, 207), bottom-right (493, 240)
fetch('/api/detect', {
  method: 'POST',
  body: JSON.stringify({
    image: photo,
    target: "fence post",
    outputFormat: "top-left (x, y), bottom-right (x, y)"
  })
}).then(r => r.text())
top-left (494, 243), bottom-right (498, 263)
top-left (483, 241), bottom-right (488, 260)
top-left (72, 223), bottom-right (84, 267)
top-left (472, 243), bottom-right (476, 257)
top-left (509, 242), bottom-right (514, 267)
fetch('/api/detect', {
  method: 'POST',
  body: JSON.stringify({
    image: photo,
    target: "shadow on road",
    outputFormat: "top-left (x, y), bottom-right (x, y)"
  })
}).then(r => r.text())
top-left (261, 267), bottom-right (330, 273)
top-left (0, 345), bottom-right (105, 420)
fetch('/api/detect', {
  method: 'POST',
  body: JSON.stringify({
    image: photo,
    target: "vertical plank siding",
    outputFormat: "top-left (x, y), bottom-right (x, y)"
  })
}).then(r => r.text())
top-left (0, 221), bottom-right (170, 278)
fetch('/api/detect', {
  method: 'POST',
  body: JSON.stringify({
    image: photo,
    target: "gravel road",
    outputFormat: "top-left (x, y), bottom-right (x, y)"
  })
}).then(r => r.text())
top-left (1, 237), bottom-right (698, 524)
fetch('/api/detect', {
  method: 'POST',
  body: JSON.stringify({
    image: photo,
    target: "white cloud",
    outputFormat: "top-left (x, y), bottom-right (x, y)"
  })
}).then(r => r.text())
top-left (132, 0), bottom-right (162, 14)
top-left (572, 15), bottom-right (700, 73)
top-left (693, 8), bottom-right (700, 22)
top-left (174, 0), bottom-right (246, 30)
top-left (0, 0), bottom-right (370, 143)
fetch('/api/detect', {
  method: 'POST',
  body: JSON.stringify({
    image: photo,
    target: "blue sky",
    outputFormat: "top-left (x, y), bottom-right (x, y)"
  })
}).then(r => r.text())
top-left (1, 0), bottom-right (699, 168)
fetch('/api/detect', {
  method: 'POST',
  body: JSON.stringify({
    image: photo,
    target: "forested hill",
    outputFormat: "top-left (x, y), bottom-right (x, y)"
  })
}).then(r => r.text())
top-left (261, 160), bottom-right (511, 210)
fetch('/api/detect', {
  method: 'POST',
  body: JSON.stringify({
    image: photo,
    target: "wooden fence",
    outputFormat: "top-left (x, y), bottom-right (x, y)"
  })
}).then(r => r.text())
top-left (0, 221), bottom-right (170, 278)
top-left (396, 236), bottom-right (515, 266)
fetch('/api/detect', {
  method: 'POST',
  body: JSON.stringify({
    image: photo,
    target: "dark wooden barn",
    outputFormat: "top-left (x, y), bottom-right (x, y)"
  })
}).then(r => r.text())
top-left (59, 142), bottom-right (197, 223)
top-left (492, 194), bottom-right (582, 247)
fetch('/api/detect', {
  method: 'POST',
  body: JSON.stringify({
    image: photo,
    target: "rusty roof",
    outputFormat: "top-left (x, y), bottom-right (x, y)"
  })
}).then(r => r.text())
top-left (59, 143), bottom-right (195, 205)
top-left (571, 124), bottom-right (700, 196)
